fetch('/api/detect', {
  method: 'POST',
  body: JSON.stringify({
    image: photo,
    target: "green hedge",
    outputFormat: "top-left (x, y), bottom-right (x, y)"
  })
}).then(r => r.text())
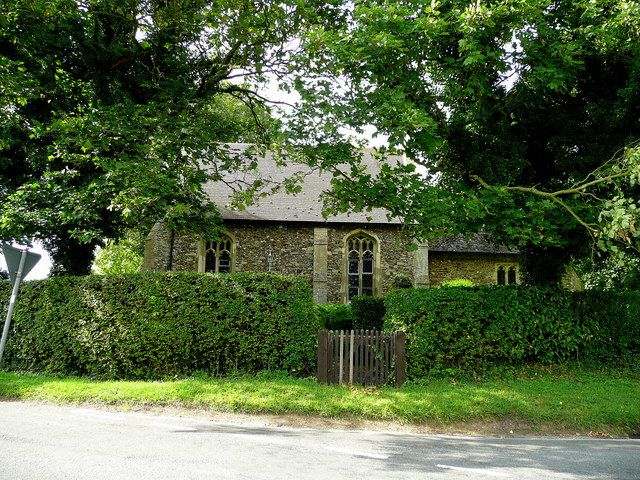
top-left (0, 272), bottom-right (318, 379)
top-left (316, 304), bottom-right (355, 331)
top-left (351, 295), bottom-right (386, 330)
top-left (385, 286), bottom-right (640, 378)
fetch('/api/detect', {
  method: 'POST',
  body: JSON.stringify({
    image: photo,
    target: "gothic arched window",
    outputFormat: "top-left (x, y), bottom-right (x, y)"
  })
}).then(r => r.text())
top-left (347, 234), bottom-right (376, 301)
top-left (204, 235), bottom-right (233, 273)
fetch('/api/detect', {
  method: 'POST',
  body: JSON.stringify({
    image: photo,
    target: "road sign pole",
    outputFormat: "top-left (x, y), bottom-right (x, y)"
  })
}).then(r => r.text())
top-left (0, 248), bottom-right (27, 366)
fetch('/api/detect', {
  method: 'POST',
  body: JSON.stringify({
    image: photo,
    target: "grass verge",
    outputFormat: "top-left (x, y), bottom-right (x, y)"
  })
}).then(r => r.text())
top-left (1, 367), bottom-right (638, 437)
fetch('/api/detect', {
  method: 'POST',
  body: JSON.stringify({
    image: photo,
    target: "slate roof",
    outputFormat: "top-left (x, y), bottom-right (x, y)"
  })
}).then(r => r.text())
top-left (429, 234), bottom-right (517, 254)
top-left (203, 144), bottom-right (515, 254)
top-left (202, 143), bottom-right (403, 224)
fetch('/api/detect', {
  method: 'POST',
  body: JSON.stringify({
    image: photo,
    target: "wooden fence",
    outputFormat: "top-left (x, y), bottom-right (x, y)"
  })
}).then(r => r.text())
top-left (317, 330), bottom-right (406, 387)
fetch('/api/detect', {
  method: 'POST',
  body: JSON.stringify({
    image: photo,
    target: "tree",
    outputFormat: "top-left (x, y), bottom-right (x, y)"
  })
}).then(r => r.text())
top-left (288, 0), bottom-right (640, 283)
top-left (578, 252), bottom-right (640, 291)
top-left (0, 0), bottom-right (304, 274)
top-left (91, 229), bottom-right (144, 275)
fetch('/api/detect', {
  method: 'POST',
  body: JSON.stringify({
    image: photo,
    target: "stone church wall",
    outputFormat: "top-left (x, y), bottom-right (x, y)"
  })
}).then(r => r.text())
top-left (143, 220), bottom-right (422, 303)
top-left (428, 251), bottom-right (520, 286)
top-left (144, 222), bottom-right (584, 298)
top-left (143, 222), bottom-right (200, 272)
top-left (144, 221), bottom-right (315, 280)
top-left (226, 222), bottom-right (315, 281)
top-left (324, 224), bottom-right (416, 303)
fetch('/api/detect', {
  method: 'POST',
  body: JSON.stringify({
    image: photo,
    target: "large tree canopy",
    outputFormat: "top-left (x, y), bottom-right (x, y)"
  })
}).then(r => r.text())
top-left (0, 0), bottom-right (304, 274)
top-left (288, 0), bottom-right (640, 283)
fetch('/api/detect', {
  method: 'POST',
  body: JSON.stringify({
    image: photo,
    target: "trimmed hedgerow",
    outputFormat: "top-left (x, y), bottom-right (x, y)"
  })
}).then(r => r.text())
top-left (384, 286), bottom-right (640, 378)
top-left (351, 295), bottom-right (386, 330)
top-left (0, 272), bottom-right (318, 379)
top-left (316, 304), bottom-right (355, 331)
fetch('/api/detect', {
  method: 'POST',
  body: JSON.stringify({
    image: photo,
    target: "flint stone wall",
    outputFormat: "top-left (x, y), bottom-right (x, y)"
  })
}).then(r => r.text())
top-left (144, 220), bottom-right (422, 303)
top-left (143, 222), bottom-right (584, 298)
top-left (428, 251), bottom-right (520, 286)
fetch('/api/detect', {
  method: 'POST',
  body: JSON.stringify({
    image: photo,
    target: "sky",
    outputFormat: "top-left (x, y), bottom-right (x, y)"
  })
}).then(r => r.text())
top-left (0, 241), bottom-right (52, 281)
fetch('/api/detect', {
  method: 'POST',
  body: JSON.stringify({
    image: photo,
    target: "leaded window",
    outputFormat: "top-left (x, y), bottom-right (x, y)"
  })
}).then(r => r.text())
top-left (204, 236), bottom-right (232, 273)
top-left (347, 235), bottom-right (376, 301)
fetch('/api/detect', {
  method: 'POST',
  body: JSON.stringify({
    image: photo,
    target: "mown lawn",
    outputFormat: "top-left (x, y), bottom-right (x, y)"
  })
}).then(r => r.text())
top-left (1, 367), bottom-right (638, 436)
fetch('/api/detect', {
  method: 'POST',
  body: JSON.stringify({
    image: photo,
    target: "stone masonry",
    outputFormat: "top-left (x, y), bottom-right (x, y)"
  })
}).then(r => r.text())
top-left (142, 223), bottom-right (588, 295)
top-left (144, 220), bottom-right (429, 303)
top-left (428, 251), bottom-right (521, 286)
top-left (325, 224), bottom-right (419, 303)
top-left (143, 145), bottom-right (584, 297)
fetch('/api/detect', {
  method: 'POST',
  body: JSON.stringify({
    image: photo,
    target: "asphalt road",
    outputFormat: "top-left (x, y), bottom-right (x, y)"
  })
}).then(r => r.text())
top-left (0, 401), bottom-right (638, 480)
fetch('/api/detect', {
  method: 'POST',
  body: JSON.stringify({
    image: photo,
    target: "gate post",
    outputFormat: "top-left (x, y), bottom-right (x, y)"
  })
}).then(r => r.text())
top-left (317, 330), bottom-right (329, 384)
top-left (394, 331), bottom-right (406, 387)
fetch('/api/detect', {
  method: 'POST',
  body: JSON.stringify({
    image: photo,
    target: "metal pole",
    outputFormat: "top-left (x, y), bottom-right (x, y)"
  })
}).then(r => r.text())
top-left (0, 248), bottom-right (27, 366)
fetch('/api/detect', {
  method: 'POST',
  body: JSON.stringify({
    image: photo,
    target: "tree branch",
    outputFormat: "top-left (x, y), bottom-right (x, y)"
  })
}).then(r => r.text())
top-left (548, 195), bottom-right (598, 235)
top-left (469, 174), bottom-right (602, 236)
top-left (470, 172), bottom-right (632, 199)
top-left (219, 85), bottom-right (297, 108)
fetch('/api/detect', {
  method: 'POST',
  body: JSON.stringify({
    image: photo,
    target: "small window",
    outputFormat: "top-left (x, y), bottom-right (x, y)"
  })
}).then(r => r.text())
top-left (497, 264), bottom-right (518, 285)
top-left (204, 235), bottom-right (233, 274)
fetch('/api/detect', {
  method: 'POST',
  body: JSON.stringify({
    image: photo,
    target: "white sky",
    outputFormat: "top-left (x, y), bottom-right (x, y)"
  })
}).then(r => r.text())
top-left (1, 241), bottom-right (52, 281)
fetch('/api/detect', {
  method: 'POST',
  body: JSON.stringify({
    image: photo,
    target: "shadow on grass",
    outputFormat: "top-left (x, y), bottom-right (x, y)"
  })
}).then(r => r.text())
top-left (0, 371), bottom-right (69, 398)
top-left (1, 371), bottom-right (638, 436)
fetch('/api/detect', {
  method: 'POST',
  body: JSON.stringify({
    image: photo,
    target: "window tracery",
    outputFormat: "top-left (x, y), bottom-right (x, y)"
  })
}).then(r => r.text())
top-left (204, 236), bottom-right (233, 273)
top-left (347, 234), bottom-right (376, 300)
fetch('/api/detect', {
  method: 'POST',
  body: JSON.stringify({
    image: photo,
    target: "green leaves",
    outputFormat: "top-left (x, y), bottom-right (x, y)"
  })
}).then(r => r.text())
top-left (0, 272), bottom-right (318, 379)
top-left (0, 0), bottom-right (301, 272)
top-left (92, 230), bottom-right (144, 275)
top-left (385, 286), bottom-right (640, 378)
top-left (287, 0), bottom-right (640, 269)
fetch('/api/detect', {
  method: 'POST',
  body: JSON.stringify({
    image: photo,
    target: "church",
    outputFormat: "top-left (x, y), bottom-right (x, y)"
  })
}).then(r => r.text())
top-left (142, 144), bottom-right (525, 303)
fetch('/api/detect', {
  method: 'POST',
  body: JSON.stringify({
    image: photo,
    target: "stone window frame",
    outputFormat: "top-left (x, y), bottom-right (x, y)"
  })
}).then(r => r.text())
top-left (341, 229), bottom-right (382, 303)
top-left (495, 263), bottom-right (520, 285)
top-left (198, 232), bottom-right (237, 274)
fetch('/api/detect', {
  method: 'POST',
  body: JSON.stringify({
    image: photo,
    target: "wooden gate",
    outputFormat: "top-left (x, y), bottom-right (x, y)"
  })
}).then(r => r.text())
top-left (317, 330), bottom-right (406, 387)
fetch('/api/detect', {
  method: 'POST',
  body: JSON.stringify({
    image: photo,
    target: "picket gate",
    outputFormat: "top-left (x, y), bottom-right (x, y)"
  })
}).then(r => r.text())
top-left (317, 330), bottom-right (406, 387)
